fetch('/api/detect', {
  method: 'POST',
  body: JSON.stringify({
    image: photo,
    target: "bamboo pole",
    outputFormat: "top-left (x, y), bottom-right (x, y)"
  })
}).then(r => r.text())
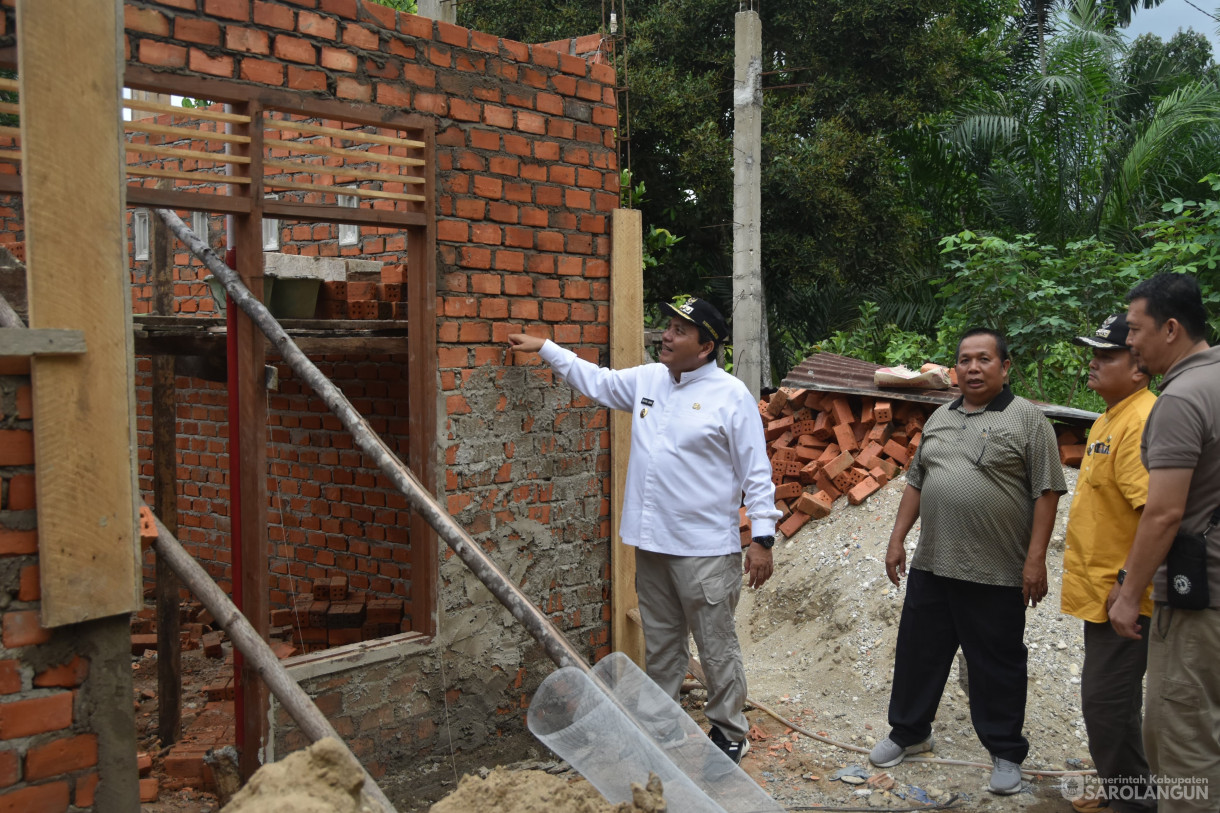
top-left (0, 292), bottom-right (24, 329)
top-left (152, 208), bottom-right (590, 674)
top-left (149, 514), bottom-right (397, 813)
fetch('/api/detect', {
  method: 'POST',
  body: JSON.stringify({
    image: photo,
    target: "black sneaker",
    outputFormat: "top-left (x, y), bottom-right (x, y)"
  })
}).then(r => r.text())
top-left (708, 724), bottom-right (751, 764)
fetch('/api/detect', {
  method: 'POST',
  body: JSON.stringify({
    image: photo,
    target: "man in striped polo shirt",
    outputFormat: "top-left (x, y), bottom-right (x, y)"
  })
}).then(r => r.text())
top-left (871, 328), bottom-right (1067, 796)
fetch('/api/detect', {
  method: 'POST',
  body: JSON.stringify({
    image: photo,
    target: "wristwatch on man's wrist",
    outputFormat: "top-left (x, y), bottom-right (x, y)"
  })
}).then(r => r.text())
top-left (752, 535), bottom-right (775, 550)
top-left (1117, 568), bottom-right (1128, 586)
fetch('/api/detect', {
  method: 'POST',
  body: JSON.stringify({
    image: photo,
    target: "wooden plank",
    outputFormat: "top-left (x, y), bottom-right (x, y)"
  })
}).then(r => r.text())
top-left (262, 178), bottom-right (423, 203)
top-left (263, 157), bottom-right (425, 186)
top-left (0, 328), bottom-right (86, 356)
top-left (263, 199), bottom-right (425, 228)
top-left (264, 138), bottom-right (425, 168)
top-left (20, 0), bottom-right (141, 627)
top-left (128, 166), bottom-right (250, 185)
top-left (125, 186), bottom-right (252, 215)
top-left (406, 124), bottom-right (438, 638)
top-left (610, 208), bottom-right (646, 668)
top-left (124, 65), bottom-right (435, 135)
top-left (150, 194), bottom-right (183, 747)
top-left (126, 142), bottom-right (252, 165)
top-left (262, 116), bottom-right (426, 150)
top-left (123, 97), bottom-right (251, 123)
top-left (124, 120), bottom-right (251, 144)
top-left (232, 100), bottom-right (271, 781)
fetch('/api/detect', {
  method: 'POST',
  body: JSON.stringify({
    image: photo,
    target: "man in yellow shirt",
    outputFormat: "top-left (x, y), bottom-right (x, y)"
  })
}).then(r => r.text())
top-left (1061, 314), bottom-right (1156, 813)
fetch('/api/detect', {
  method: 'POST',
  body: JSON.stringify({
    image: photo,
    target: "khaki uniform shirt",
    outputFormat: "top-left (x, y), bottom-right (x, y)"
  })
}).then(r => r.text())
top-left (1061, 387), bottom-right (1156, 623)
top-left (1142, 345), bottom-right (1220, 605)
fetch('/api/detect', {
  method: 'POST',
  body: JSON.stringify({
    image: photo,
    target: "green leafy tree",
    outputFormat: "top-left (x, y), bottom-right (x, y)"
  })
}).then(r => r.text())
top-left (459, 0), bottom-right (1011, 381)
top-left (940, 0), bottom-right (1220, 248)
top-left (936, 230), bottom-right (1138, 404)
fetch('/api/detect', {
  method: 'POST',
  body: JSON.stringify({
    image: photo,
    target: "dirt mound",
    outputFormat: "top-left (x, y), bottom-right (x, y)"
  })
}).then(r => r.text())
top-left (220, 737), bottom-right (372, 813)
top-left (429, 768), bottom-right (666, 813)
top-left (733, 467), bottom-right (1090, 810)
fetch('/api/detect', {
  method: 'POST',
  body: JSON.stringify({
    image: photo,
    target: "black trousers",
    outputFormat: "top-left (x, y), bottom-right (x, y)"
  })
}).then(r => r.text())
top-left (1082, 618), bottom-right (1155, 813)
top-left (887, 568), bottom-right (1029, 764)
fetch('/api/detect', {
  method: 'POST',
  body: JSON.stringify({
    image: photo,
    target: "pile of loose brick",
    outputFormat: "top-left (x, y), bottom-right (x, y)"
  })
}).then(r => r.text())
top-left (743, 387), bottom-right (1090, 544)
top-left (275, 574), bottom-right (407, 652)
top-left (744, 388), bottom-right (930, 542)
top-left (314, 263), bottom-right (407, 320)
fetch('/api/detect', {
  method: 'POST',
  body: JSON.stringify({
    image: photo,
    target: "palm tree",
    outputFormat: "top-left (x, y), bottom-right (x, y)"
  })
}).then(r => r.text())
top-left (941, 0), bottom-right (1220, 248)
top-left (1025, 0), bottom-right (1167, 73)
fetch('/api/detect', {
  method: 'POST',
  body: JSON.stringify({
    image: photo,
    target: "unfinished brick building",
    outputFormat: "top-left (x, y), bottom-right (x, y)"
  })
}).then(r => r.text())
top-left (0, 0), bottom-right (628, 807)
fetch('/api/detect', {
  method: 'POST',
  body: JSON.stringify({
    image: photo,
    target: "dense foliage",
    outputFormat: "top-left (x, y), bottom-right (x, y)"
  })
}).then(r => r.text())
top-left (456, 0), bottom-right (1220, 399)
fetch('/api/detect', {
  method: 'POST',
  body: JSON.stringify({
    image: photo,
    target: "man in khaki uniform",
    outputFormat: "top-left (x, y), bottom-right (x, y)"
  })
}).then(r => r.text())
top-left (1112, 273), bottom-right (1220, 813)
top-left (1061, 313), bottom-right (1155, 813)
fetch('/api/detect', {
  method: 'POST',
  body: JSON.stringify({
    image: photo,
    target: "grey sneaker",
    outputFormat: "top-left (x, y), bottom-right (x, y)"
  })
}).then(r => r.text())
top-left (868, 731), bottom-right (934, 768)
top-left (989, 756), bottom-right (1022, 795)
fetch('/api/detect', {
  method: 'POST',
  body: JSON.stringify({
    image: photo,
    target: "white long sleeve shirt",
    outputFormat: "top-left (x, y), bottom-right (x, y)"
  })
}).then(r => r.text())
top-left (539, 340), bottom-right (780, 556)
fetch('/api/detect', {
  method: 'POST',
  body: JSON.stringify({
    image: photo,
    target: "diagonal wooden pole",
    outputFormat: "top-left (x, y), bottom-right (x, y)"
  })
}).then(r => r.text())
top-left (153, 208), bottom-right (590, 673)
top-left (149, 513), bottom-right (396, 813)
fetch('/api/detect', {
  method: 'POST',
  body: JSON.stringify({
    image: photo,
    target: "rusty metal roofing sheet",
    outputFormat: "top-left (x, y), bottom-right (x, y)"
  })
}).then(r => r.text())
top-left (781, 352), bottom-right (1098, 426)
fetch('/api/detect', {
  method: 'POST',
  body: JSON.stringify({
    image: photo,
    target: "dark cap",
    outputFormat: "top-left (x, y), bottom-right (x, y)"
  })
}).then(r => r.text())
top-left (1073, 313), bottom-right (1130, 350)
top-left (664, 297), bottom-right (729, 344)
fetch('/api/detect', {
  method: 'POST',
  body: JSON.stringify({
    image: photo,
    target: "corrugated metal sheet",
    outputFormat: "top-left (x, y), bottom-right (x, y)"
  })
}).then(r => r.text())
top-left (781, 352), bottom-right (1098, 426)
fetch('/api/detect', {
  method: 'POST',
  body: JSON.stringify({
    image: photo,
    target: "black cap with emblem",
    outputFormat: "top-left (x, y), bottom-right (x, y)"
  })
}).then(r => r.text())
top-left (663, 297), bottom-right (729, 345)
top-left (1073, 313), bottom-right (1131, 350)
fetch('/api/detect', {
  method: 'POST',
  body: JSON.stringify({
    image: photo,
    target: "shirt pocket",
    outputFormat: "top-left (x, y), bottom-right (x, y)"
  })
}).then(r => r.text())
top-left (977, 428), bottom-right (1024, 470)
top-left (1081, 440), bottom-right (1116, 487)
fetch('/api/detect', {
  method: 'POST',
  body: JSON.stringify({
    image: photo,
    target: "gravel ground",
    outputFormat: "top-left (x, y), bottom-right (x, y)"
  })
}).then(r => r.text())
top-left (724, 467), bottom-right (1090, 812)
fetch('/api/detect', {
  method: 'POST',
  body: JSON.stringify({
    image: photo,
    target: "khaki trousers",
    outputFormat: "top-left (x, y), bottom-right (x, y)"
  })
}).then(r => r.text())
top-left (634, 549), bottom-right (748, 741)
top-left (1144, 604), bottom-right (1220, 813)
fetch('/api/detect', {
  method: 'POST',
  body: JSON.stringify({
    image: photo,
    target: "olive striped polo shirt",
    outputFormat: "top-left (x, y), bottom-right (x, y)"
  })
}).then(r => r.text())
top-left (907, 387), bottom-right (1067, 587)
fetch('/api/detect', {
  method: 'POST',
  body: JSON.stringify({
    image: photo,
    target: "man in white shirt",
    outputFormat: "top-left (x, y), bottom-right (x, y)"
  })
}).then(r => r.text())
top-left (508, 296), bottom-right (780, 763)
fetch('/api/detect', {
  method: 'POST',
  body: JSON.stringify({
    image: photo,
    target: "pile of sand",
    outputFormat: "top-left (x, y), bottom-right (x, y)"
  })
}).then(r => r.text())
top-left (220, 738), bottom-right (373, 813)
top-left (429, 768), bottom-right (666, 813)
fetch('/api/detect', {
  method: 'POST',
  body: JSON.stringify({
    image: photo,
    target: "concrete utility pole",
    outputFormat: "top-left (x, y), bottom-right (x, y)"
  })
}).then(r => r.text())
top-left (417, 0), bottom-right (457, 23)
top-left (732, 7), bottom-right (764, 400)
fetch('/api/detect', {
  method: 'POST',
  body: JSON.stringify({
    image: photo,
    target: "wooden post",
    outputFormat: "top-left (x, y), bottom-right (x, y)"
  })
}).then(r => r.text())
top-left (232, 101), bottom-right (270, 779)
top-left (18, 0), bottom-right (141, 626)
top-left (406, 197), bottom-right (438, 636)
top-left (150, 192), bottom-right (183, 746)
top-left (610, 209), bottom-right (646, 667)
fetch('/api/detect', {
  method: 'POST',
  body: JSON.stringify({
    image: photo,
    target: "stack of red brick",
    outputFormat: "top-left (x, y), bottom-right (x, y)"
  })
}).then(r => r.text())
top-left (1055, 427), bottom-right (1087, 467)
top-left (745, 387), bottom-right (1091, 543)
top-left (314, 264), bottom-right (407, 320)
top-left (273, 574), bottom-right (406, 653)
top-left (746, 388), bottom-right (931, 542)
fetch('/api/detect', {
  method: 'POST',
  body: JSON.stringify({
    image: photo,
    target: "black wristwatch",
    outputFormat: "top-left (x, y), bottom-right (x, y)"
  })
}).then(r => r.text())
top-left (1117, 568), bottom-right (1127, 585)
top-left (752, 535), bottom-right (775, 550)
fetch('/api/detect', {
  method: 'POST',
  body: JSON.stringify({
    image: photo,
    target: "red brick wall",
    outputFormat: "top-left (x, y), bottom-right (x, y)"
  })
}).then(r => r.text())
top-left (134, 354), bottom-right (416, 613)
top-left (0, 368), bottom-right (137, 810)
top-left (122, 0), bottom-right (618, 651)
top-left (5, 0), bottom-right (619, 800)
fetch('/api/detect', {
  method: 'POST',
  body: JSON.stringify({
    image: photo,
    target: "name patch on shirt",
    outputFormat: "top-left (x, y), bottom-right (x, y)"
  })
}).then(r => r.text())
top-left (641, 398), bottom-right (654, 406)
